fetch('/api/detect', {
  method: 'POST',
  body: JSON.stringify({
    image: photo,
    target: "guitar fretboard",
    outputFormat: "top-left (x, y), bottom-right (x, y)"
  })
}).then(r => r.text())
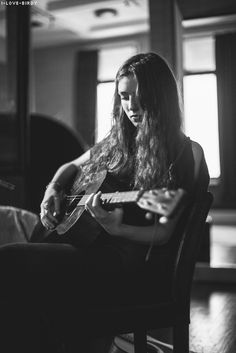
top-left (70, 190), bottom-right (141, 206)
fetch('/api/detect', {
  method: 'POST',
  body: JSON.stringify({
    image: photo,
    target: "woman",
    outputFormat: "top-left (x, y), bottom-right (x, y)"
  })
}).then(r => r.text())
top-left (0, 52), bottom-right (209, 352)
top-left (39, 51), bottom-right (208, 257)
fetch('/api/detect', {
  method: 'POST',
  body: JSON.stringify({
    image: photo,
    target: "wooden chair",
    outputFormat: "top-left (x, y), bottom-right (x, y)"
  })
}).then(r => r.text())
top-left (65, 191), bottom-right (212, 353)
top-left (57, 142), bottom-right (212, 353)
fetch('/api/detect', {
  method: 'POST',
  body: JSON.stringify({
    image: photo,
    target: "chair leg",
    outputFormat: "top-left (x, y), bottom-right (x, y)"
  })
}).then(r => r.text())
top-left (173, 323), bottom-right (189, 353)
top-left (133, 329), bottom-right (147, 353)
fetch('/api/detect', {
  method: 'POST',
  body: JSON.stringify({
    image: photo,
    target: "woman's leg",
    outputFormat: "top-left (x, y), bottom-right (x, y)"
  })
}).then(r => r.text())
top-left (0, 242), bottom-right (80, 353)
top-left (0, 240), bottom-right (127, 353)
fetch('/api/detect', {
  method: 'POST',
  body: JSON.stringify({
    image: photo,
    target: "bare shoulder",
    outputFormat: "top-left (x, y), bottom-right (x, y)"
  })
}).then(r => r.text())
top-left (190, 140), bottom-right (204, 179)
top-left (191, 140), bottom-right (203, 159)
top-left (189, 139), bottom-right (210, 192)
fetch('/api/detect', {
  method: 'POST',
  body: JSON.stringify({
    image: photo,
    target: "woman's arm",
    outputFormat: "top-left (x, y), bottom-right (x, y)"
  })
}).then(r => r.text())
top-left (116, 217), bottom-right (179, 245)
top-left (40, 150), bottom-right (91, 230)
top-left (85, 191), bottom-right (179, 245)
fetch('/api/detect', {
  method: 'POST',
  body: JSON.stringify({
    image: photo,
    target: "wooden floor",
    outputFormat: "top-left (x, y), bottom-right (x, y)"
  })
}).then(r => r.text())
top-left (150, 231), bottom-right (236, 353)
top-left (150, 282), bottom-right (236, 353)
top-left (190, 282), bottom-right (236, 353)
top-left (190, 228), bottom-right (236, 353)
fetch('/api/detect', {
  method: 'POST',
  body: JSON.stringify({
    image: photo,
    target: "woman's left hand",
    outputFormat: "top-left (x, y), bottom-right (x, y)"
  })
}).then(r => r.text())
top-left (85, 191), bottom-right (124, 236)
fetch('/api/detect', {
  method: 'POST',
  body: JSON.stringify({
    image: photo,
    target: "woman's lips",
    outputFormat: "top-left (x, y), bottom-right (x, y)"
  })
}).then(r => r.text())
top-left (130, 115), bottom-right (141, 122)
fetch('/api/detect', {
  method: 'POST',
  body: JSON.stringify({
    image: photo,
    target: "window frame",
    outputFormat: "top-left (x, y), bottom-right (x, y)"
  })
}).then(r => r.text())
top-left (96, 79), bottom-right (115, 142)
top-left (96, 43), bottom-right (138, 142)
top-left (182, 34), bottom-right (231, 209)
top-left (183, 68), bottom-right (221, 186)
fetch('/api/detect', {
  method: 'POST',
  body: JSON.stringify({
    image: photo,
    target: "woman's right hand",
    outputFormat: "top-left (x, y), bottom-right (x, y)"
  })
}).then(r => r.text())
top-left (40, 185), bottom-right (64, 230)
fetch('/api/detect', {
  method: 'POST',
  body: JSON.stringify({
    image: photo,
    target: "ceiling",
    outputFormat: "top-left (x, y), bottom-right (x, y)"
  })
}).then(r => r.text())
top-left (31, 0), bottom-right (149, 47)
top-left (1, 0), bottom-right (236, 48)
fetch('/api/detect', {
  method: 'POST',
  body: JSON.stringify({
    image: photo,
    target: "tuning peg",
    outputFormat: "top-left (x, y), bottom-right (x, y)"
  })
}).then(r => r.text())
top-left (145, 212), bottom-right (153, 220)
top-left (159, 216), bottom-right (168, 224)
top-left (164, 190), bottom-right (175, 198)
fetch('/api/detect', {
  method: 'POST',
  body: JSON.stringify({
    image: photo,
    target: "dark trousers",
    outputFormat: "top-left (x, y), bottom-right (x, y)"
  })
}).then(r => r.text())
top-left (0, 223), bottom-right (145, 353)
top-left (0, 221), bottom-right (171, 353)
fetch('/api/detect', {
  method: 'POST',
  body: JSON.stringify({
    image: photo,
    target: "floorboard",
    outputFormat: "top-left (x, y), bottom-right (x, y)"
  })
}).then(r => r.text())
top-left (149, 283), bottom-right (236, 353)
top-left (190, 283), bottom-right (236, 353)
top-left (149, 226), bottom-right (236, 352)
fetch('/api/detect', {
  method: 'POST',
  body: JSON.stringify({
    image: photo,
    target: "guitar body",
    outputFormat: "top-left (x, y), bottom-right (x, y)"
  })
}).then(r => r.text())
top-left (33, 170), bottom-right (108, 246)
top-left (49, 169), bottom-right (109, 245)
top-left (56, 169), bottom-right (107, 235)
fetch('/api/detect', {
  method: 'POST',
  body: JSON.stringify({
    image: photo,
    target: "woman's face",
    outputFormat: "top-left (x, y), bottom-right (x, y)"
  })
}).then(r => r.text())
top-left (118, 75), bottom-right (143, 127)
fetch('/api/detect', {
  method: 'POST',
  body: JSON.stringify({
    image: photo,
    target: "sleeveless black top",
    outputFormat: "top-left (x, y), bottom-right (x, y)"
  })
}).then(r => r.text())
top-left (88, 135), bottom-right (206, 269)
top-left (88, 135), bottom-right (209, 303)
top-left (94, 135), bottom-right (195, 227)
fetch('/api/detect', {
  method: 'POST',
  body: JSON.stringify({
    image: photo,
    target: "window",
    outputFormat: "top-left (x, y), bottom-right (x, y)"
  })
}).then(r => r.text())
top-left (96, 46), bottom-right (137, 142)
top-left (183, 36), bottom-right (221, 180)
top-left (96, 81), bottom-right (115, 142)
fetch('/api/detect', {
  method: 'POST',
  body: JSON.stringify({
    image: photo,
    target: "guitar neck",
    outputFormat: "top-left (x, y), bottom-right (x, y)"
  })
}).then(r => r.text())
top-left (70, 190), bottom-right (141, 207)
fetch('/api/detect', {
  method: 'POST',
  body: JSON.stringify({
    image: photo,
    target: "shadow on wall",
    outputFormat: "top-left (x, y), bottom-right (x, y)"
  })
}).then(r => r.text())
top-left (29, 113), bottom-right (85, 213)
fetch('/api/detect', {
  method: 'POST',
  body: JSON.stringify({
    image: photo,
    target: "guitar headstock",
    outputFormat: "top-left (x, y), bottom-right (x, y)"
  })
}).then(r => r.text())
top-left (137, 188), bottom-right (186, 218)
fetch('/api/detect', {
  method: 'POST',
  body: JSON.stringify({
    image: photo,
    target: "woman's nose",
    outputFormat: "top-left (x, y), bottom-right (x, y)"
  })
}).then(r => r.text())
top-left (128, 96), bottom-right (139, 111)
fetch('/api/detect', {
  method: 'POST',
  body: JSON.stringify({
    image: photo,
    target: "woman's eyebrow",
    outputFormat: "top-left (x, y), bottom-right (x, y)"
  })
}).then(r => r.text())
top-left (118, 91), bottom-right (128, 95)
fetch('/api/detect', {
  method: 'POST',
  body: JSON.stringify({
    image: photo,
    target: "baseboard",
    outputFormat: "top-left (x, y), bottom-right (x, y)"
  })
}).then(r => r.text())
top-left (209, 209), bottom-right (236, 226)
top-left (194, 262), bottom-right (236, 283)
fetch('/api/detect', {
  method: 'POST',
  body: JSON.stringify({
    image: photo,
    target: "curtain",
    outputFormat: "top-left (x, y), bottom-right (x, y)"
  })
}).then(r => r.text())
top-left (74, 50), bottom-right (98, 147)
top-left (215, 32), bottom-right (236, 207)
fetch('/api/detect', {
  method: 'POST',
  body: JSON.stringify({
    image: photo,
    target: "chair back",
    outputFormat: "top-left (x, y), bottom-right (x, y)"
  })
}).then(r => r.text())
top-left (172, 191), bottom-right (213, 314)
top-left (171, 142), bottom-right (212, 316)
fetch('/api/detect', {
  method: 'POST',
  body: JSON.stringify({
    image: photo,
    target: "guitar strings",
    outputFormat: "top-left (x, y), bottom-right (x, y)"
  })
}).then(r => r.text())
top-left (66, 195), bottom-right (87, 200)
top-left (65, 191), bottom-right (139, 202)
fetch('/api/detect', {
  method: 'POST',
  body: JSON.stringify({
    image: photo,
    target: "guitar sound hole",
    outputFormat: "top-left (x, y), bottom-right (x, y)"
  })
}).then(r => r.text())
top-left (65, 192), bottom-right (84, 215)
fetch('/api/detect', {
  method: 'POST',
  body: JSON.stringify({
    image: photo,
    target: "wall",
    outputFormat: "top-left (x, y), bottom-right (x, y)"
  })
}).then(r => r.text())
top-left (32, 44), bottom-right (75, 129)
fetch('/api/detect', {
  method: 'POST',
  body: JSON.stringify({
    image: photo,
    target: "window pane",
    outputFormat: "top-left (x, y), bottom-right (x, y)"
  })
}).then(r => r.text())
top-left (183, 74), bottom-right (220, 179)
top-left (183, 36), bottom-right (215, 72)
top-left (96, 82), bottom-right (114, 142)
top-left (98, 46), bottom-right (136, 81)
top-left (96, 45), bottom-right (137, 142)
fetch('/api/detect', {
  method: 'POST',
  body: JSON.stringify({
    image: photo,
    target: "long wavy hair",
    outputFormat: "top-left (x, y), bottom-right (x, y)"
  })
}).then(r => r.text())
top-left (83, 52), bottom-right (183, 190)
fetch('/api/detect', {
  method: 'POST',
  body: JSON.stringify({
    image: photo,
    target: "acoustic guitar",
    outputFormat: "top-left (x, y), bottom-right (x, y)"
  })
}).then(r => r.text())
top-left (33, 169), bottom-right (186, 244)
top-left (46, 170), bottom-right (186, 238)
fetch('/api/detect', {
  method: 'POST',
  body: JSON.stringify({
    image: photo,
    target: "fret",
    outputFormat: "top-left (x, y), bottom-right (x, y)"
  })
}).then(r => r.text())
top-left (103, 191), bottom-right (139, 204)
top-left (73, 190), bottom-right (141, 206)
